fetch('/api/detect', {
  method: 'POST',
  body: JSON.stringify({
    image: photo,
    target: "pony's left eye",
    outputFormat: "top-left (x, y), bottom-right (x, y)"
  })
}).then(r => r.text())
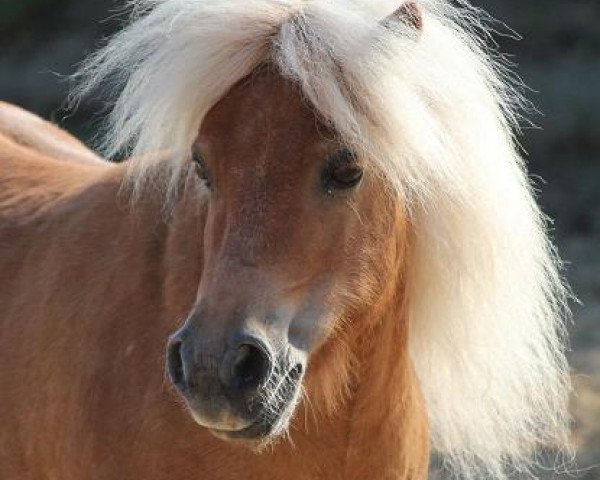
top-left (322, 149), bottom-right (363, 192)
top-left (192, 148), bottom-right (212, 189)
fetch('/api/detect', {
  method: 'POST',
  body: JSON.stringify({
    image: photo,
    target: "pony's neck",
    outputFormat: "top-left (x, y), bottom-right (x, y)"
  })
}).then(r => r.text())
top-left (342, 290), bottom-right (429, 479)
top-left (298, 284), bottom-right (429, 479)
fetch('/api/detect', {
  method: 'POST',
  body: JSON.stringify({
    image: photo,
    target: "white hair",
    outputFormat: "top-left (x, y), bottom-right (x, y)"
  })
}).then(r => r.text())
top-left (72, 0), bottom-right (572, 478)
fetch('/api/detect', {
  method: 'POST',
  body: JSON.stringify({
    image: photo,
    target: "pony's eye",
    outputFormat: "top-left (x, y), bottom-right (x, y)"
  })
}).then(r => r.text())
top-left (192, 148), bottom-right (212, 189)
top-left (322, 149), bottom-right (363, 193)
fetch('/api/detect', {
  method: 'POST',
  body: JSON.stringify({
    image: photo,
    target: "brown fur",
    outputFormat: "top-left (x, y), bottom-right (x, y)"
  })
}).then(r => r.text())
top-left (0, 70), bottom-right (428, 479)
top-left (0, 102), bottom-right (104, 166)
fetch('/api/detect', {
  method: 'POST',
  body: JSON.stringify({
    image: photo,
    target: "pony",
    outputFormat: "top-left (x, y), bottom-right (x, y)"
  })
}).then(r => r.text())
top-left (0, 1), bottom-right (571, 479)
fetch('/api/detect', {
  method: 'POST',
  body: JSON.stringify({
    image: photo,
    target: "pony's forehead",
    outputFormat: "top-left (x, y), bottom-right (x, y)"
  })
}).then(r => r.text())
top-left (199, 65), bottom-right (336, 144)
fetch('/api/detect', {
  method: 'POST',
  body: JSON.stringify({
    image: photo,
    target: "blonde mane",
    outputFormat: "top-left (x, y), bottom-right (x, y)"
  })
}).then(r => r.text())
top-left (72, 0), bottom-right (572, 478)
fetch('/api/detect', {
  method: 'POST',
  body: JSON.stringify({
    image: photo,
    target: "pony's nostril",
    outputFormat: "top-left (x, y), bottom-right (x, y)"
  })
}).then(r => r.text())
top-left (167, 339), bottom-right (185, 388)
top-left (231, 343), bottom-right (270, 392)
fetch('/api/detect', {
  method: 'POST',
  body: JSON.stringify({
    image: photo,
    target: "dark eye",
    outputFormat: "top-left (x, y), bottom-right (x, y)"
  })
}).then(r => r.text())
top-left (192, 148), bottom-right (212, 189)
top-left (322, 149), bottom-right (363, 193)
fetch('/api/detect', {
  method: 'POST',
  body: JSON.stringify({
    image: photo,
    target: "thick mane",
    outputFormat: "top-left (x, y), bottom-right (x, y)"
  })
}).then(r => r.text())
top-left (72, 0), bottom-right (572, 478)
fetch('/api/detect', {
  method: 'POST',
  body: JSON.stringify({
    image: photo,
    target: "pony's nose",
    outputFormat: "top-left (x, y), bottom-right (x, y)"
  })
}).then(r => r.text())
top-left (166, 331), bottom-right (273, 399)
top-left (220, 336), bottom-right (272, 397)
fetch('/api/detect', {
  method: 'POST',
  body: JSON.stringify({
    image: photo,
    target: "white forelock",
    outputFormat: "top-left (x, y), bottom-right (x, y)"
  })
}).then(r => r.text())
top-left (72, 1), bottom-right (572, 478)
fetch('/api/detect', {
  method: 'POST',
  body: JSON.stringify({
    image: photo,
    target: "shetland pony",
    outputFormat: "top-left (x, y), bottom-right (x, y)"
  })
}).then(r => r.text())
top-left (0, 1), bottom-right (570, 479)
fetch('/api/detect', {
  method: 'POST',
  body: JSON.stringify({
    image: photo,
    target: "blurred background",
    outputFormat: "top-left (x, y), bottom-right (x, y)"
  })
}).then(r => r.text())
top-left (1, 0), bottom-right (598, 478)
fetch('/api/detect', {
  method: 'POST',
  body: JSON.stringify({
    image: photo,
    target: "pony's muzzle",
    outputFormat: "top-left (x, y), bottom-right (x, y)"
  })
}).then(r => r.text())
top-left (166, 328), bottom-right (284, 439)
top-left (166, 331), bottom-right (272, 399)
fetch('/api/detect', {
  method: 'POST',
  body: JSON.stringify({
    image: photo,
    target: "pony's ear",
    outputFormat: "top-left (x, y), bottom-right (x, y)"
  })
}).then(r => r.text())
top-left (382, 1), bottom-right (423, 31)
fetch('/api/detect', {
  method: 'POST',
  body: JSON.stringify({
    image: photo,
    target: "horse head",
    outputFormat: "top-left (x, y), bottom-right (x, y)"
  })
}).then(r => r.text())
top-left (166, 67), bottom-right (407, 443)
